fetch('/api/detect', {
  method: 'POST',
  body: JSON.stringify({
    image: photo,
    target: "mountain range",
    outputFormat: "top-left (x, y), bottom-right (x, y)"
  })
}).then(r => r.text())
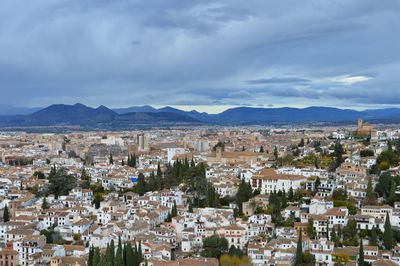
top-left (0, 103), bottom-right (400, 129)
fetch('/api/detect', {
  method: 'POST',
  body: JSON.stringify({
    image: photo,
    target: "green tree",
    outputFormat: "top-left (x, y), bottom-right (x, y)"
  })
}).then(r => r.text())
top-left (383, 212), bottom-right (393, 250)
top-left (388, 180), bottom-right (397, 206)
top-left (298, 138), bottom-right (305, 147)
top-left (3, 204), bottom-right (9, 222)
top-left (48, 167), bottom-right (77, 197)
top-left (259, 146), bottom-right (264, 153)
top-left (295, 229), bottom-right (303, 265)
top-left (33, 171), bottom-right (46, 179)
top-left (365, 177), bottom-right (376, 205)
top-left (109, 153), bottom-right (114, 165)
top-left (212, 141), bottom-right (225, 152)
top-left (115, 237), bottom-right (123, 266)
top-left (188, 201), bottom-right (193, 213)
top-left (42, 197), bottom-right (49, 209)
top-left (235, 180), bottom-right (253, 213)
top-left (201, 235), bottom-right (229, 258)
top-left (171, 202), bottom-right (178, 217)
top-left (126, 243), bottom-right (134, 266)
top-left (307, 218), bottom-right (315, 239)
top-left (359, 239), bottom-right (365, 266)
top-left (93, 193), bottom-right (103, 209)
top-left (136, 173), bottom-right (147, 196)
top-left (93, 247), bottom-right (101, 266)
top-left (375, 172), bottom-right (393, 199)
top-left (370, 226), bottom-right (377, 246)
top-left (88, 246), bottom-right (94, 266)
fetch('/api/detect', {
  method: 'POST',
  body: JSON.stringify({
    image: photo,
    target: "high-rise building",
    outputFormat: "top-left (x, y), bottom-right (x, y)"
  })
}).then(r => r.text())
top-left (137, 134), bottom-right (149, 151)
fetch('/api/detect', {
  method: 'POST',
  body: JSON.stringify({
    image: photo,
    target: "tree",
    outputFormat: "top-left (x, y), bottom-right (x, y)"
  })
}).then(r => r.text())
top-left (93, 247), bottom-right (101, 266)
top-left (93, 193), bottom-right (103, 209)
top-left (171, 202), bottom-right (178, 217)
top-left (136, 173), bottom-right (147, 196)
top-left (115, 237), bottom-right (123, 266)
top-left (205, 183), bottom-right (220, 208)
top-left (121, 159), bottom-right (125, 166)
top-left (274, 146), bottom-right (279, 161)
top-left (370, 226), bottom-right (377, 246)
top-left (33, 171), bottom-right (46, 179)
top-left (88, 246), bottom-right (94, 266)
top-left (375, 172), bottom-right (393, 199)
top-left (220, 254), bottom-right (251, 266)
top-left (48, 167), bottom-right (77, 198)
top-left (188, 201), bottom-right (193, 213)
top-left (342, 219), bottom-right (358, 246)
top-left (365, 177), bottom-right (376, 205)
top-left (212, 142), bottom-right (225, 152)
top-left (259, 146), bottom-right (264, 153)
top-left (295, 229), bottom-right (303, 265)
top-left (201, 235), bottom-right (229, 258)
top-left (307, 218), bottom-right (315, 239)
top-left (3, 204), bottom-right (9, 222)
top-left (80, 168), bottom-right (91, 189)
top-left (235, 180), bottom-right (253, 213)
top-left (388, 180), bottom-right (397, 206)
top-left (298, 138), bottom-right (305, 147)
top-left (383, 212), bottom-right (393, 250)
top-left (42, 197), bottom-right (49, 209)
top-left (377, 150), bottom-right (399, 169)
top-left (359, 239), bottom-right (365, 266)
top-left (109, 153), bottom-right (114, 165)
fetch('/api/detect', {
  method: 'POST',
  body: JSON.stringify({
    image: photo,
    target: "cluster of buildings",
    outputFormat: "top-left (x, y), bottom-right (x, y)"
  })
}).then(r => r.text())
top-left (1, 122), bottom-right (400, 266)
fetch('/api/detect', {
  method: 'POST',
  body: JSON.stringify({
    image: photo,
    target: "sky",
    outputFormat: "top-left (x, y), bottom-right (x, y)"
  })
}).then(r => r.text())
top-left (0, 0), bottom-right (399, 113)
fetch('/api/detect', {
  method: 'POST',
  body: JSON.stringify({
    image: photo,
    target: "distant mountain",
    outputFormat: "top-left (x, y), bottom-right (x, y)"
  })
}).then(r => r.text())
top-left (0, 103), bottom-right (200, 128)
top-left (0, 105), bottom-right (42, 115)
top-left (1, 103), bottom-right (400, 129)
top-left (210, 106), bottom-right (362, 124)
top-left (113, 105), bottom-right (157, 114)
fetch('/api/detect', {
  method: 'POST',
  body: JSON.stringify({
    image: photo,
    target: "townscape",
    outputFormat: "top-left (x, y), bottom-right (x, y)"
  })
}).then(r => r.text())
top-left (0, 118), bottom-right (399, 266)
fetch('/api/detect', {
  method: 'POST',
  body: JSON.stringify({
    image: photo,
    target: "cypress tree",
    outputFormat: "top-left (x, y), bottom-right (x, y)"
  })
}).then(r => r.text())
top-left (388, 180), bottom-right (396, 206)
top-left (383, 212), bottom-right (393, 250)
top-left (115, 237), bottom-right (123, 266)
top-left (133, 243), bottom-right (138, 266)
top-left (365, 177), bottom-right (376, 205)
top-left (121, 159), bottom-right (125, 166)
top-left (123, 244), bottom-right (127, 266)
top-left (42, 197), bottom-right (49, 209)
top-left (126, 243), bottom-right (134, 266)
top-left (359, 239), bottom-right (365, 266)
top-left (88, 246), bottom-right (94, 266)
top-left (93, 247), bottom-right (101, 266)
top-left (370, 226), bottom-right (377, 246)
top-left (109, 154), bottom-right (114, 165)
top-left (3, 204), bottom-right (9, 222)
top-left (157, 162), bottom-right (162, 178)
top-left (295, 229), bottom-right (303, 265)
top-left (138, 241), bottom-right (143, 264)
top-left (171, 202), bottom-right (177, 217)
top-left (188, 201), bottom-right (193, 213)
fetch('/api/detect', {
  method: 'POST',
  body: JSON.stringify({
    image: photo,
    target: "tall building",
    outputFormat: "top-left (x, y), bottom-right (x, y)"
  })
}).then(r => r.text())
top-left (137, 134), bottom-right (149, 151)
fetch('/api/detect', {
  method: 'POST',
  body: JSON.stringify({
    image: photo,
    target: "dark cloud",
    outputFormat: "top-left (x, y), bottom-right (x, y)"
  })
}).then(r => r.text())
top-left (0, 0), bottom-right (399, 109)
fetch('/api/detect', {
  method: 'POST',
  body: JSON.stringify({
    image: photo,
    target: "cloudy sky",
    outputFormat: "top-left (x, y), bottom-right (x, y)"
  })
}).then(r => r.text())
top-left (0, 0), bottom-right (399, 113)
